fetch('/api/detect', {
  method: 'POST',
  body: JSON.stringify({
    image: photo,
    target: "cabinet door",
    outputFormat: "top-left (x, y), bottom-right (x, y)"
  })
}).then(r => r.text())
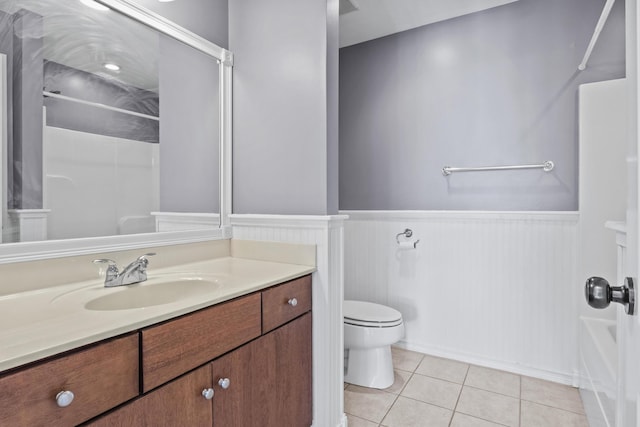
top-left (273, 313), bottom-right (312, 427)
top-left (211, 313), bottom-right (312, 427)
top-left (88, 365), bottom-right (213, 427)
top-left (210, 334), bottom-right (276, 427)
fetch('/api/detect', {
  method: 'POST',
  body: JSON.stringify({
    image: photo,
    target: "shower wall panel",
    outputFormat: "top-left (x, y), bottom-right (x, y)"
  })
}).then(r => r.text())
top-left (43, 126), bottom-right (159, 240)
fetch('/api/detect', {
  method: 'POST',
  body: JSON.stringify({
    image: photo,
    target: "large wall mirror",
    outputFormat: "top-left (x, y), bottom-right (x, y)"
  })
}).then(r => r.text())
top-left (0, 0), bottom-right (232, 262)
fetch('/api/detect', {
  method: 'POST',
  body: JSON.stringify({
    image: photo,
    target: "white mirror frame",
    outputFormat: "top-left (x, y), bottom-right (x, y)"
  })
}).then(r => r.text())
top-left (0, 0), bottom-right (233, 264)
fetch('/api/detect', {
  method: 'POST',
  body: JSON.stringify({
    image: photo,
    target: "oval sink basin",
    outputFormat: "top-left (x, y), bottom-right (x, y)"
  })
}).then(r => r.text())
top-left (85, 278), bottom-right (220, 311)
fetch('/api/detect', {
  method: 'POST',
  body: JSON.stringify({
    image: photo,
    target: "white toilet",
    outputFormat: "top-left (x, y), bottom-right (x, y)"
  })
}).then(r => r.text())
top-left (343, 300), bottom-right (405, 389)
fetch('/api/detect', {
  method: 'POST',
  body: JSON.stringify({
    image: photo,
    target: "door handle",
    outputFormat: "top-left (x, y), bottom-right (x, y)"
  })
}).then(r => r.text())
top-left (585, 276), bottom-right (635, 315)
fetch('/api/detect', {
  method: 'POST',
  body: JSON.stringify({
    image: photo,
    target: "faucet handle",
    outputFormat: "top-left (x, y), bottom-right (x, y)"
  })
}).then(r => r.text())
top-left (92, 258), bottom-right (118, 267)
top-left (92, 259), bottom-right (119, 276)
top-left (136, 253), bottom-right (156, 265)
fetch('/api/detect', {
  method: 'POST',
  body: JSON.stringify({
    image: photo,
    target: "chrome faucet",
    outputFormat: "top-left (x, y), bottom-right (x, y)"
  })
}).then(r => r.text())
top-left (93, 253), bottom-right (156, 287)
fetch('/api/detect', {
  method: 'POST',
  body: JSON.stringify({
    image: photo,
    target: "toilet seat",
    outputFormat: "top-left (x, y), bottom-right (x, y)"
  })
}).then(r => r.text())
top-left (344, 300), bottom-right (403, 328)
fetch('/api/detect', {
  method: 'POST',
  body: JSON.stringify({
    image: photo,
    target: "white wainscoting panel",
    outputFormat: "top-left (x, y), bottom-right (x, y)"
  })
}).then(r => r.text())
top-left (151, 212), bottom-right (220, 232)
top-left (5, 209), bottom-right (50, 242)
top-left (342, 210), bottom-right (580, 385)
top-left (230, 214), bottom-right (348, 427)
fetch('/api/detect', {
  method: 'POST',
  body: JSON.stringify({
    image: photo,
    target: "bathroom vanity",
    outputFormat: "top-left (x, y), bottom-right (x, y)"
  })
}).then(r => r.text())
top-left (0, 241), bottom-right (314, 426)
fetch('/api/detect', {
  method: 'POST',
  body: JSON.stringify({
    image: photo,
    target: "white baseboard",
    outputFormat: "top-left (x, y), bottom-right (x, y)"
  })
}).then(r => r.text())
top-left (313, 413), bottom-right (348, 427)
top-left (394, 341), bottom-right (576, 386)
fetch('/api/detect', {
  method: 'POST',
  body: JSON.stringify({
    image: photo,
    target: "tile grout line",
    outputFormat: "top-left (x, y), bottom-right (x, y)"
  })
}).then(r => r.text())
top-left (520, 398), bottom-right (588, 416)
top-left (364, 348), bottom-right (586, 427)
top-left (380, 388), bottom-right (403, 427)
top-left (398, 393), bottom-right (460, 412)
top-left (519, 374), bottom-right (522, 427)
top-left (379, 352), bottom-right (424, 426)
top-left (519, 377), bottom-right (587, 423)
top-left (451, 394), bottom-right (519, 426)
top-left (411, 370), bottom-right (474, 388)
top-left (448, 364), bottom-right (470, 426)
top-left (449, 366), bottom-right (518, 427)
top-left (453, 410), bottom-right (512, 427)
top-left (460, 383), bottom-right (522, 400)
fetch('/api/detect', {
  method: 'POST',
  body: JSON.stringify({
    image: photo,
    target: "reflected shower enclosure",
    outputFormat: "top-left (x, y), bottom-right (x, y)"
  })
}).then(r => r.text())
top-left (0, 0), bottom-right (220, 243)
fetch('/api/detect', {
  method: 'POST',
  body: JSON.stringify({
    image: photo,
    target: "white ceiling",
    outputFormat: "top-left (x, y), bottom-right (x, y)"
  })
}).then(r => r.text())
top-left (339, 0), bottom-right (520, 48)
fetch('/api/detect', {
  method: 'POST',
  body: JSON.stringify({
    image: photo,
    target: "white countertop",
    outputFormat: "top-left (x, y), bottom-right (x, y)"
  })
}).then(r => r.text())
top-left (0, 256), bottom-right (315, 372)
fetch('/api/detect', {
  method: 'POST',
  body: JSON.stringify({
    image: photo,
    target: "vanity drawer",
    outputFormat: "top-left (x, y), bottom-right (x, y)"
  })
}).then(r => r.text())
top-left (262, 275), bottom-right (312, 333)
top-left (141, 293), bottom-right (262, 392)
top-left (0, 334), bottom-right (139, 427)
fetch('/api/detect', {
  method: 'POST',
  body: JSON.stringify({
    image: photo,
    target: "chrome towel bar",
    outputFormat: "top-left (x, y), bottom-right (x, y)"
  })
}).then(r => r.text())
top-left (442, 161), bottom-right (554, 176)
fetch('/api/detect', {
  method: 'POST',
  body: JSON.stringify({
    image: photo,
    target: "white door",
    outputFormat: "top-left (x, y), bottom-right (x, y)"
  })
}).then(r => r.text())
top-left (620, 2), bottom-right (640, 426)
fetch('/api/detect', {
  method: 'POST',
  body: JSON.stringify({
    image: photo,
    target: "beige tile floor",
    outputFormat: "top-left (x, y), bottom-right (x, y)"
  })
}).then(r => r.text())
top-left (344, 347), bottom-right (588, 427)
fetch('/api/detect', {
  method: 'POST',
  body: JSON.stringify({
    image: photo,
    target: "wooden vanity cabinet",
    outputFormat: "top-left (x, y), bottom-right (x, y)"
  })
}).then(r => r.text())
top-left (99, 275), bottom-right (312, 427)
top-left (141, 293), bottom-right (262, 392)
top-left (203, 275), bottom-right (313, 426)
top-left (262, 275), bottom-right (311, 333)
top-left (0, 334), bottom-right (138, 427)
top-left (257, 274), bottom-right (313, 426)
top-left (92, 311), bottom-right (311, 427)
top-left (210, 312), bottom-right (312, 427)
top-left (0, 274), bottom-right (312, 427)
top-left (271, 312), bottom-right (312, 426)
top-left (88, 365), bottom-right (213, 427)
top-left (210, 333), bottom-right (272, 426)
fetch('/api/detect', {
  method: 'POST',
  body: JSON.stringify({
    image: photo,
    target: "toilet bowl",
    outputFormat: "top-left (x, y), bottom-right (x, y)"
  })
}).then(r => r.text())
top-left (344, 300), bottom-right (405, 389)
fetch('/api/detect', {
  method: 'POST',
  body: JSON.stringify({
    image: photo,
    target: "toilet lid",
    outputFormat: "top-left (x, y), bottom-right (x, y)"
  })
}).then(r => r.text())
top-left (344, 300), bottom-right (403, 328)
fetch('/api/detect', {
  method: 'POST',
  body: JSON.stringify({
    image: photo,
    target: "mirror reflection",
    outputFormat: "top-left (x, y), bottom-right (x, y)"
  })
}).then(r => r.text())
top-left (0, 0), bottom-right (220, 244)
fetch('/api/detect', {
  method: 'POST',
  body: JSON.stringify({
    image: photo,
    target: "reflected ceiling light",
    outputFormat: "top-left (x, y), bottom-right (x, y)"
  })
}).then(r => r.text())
top-left (158, 0), bottom-right (176, 2)
top-left (103, 62), bottom-right (121, 71)
top-left (80, 0), bottom-right (110, 11)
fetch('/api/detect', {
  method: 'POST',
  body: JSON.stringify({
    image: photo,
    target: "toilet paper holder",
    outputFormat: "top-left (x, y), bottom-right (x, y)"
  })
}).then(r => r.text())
top-left (396, 229), bottom-right (420, 247)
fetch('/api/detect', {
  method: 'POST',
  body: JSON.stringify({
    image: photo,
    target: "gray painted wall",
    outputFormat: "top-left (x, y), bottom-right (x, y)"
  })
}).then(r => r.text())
top-left (326, 0), bottom-right (339, 215)
top-left (133, 0), bottom-right (228, 48)
top-left (133, 0), bottom-right (225, 214)
top-left (0, 10), bottom-right (15, 210)
top-left (158, 34), bottom-right (219, 213)
top-left (229, 0), bottom-right (339, 215)
top-left (339, 0), bottom-right (626, 211)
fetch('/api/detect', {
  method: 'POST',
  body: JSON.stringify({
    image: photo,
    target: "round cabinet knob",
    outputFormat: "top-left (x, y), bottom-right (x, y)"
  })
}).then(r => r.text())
top-left (288, 298), bottom-right (298, 307)
top-left (218, 378), bottom-right (231, 389)
top-left (55, 390), bottom-right (75, 408)
top-left (202, 388), bottom-right (214, 400)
